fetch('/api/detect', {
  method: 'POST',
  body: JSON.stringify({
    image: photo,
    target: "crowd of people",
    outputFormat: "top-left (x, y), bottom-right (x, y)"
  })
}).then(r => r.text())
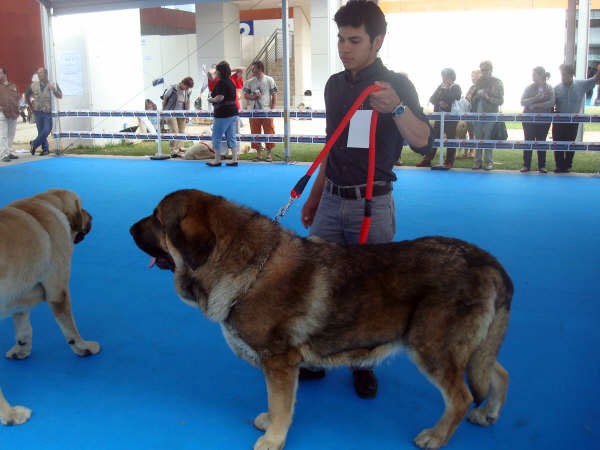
top-left (1, 44), bottom-right (599, 171)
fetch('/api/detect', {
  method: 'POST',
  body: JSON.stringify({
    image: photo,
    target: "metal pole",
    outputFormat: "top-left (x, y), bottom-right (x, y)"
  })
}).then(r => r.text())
top-left (432, 112), bottom-right (449, 170)
top-left (576, 0), bottom-right (590, 142)
top-left (565, 0), bottom-right (576, 65)
top-left (40, 4), bottom-right (62, 154)
top-left (150, 110), bottom-right (169, 160)
top-left (282, 0), bottom-right (291, 163)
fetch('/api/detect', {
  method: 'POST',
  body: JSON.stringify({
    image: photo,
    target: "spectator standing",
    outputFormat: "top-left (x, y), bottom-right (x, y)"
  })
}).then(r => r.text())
top-left (300, 1), bottom-right (431, 399)
top-left (243, 61), bottom-right (277, 162)
top-left (162, 76), bottom-right (194, 158)
top-left (417, 68), bottom-right (461, 168)
top-left (462, 69), bottom-right (481, 158)
top-left (470, 61), bottom-right (504, 170)
top-left (520, 66), bottom-right (555, 173)
top-left (552, 63), bottom-right (600, 173)
top-left (208, 64), bottom-right (245, 142)
top-left (0, 67), bottom-right (20, 162)
top-left (25, 67), bottom-right (62, 156)
top-left (206, 61), bottom-right (240, 167)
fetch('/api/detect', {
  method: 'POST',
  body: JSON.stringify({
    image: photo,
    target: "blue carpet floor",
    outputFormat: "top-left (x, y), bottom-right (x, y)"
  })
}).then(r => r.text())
top-left (0, 157), bottom-right (598, 450)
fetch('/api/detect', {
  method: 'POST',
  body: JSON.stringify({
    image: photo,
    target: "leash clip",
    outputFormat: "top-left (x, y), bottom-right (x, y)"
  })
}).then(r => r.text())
top-left (273, 196), bottom-right (296, 224)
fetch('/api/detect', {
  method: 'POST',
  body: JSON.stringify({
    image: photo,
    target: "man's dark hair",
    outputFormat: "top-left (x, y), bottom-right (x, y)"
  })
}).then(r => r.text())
top-left (216, 61), bottom-right (231, 79)
top-left (181, 76), bottom-right (194, 88)
top-left (0, 67), bottom-right (6, 76)
top-left (252, 61), bottom-right (265, 73)
top-left (334, 0), bottom-right (387, 42)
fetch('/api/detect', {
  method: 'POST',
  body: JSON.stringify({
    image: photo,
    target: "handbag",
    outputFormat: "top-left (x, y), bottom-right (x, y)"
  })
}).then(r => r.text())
top-left (451, 97), bottom-right (470, 114)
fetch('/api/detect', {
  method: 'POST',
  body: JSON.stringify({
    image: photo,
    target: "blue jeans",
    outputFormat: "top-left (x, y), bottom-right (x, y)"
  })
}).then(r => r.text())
top-left (32, 111), bottom-right (53, 152)
top-left (310, 181), bottom-right (396, 245)
top-left (212, 115), bottom-right (238, 153)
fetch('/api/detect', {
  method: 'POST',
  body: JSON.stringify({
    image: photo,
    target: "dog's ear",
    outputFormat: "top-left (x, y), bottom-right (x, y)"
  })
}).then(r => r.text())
top-left (162, 197), bottom-right (216, 270)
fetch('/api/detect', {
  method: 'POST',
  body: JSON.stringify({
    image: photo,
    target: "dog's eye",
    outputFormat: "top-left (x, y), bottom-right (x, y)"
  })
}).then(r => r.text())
top-left (152, 208), bottom-right (163, 227)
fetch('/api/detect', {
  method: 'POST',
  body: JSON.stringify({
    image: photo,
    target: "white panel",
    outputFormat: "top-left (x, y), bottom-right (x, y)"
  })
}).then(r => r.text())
top-left (382, 9), bottom-right (565, 110)
top-left (311, 17), bottom-right (330, 55)
top-left (310, 53), bottom-right (329, 109)
top-left (310, 0), bottom-right (328, 18)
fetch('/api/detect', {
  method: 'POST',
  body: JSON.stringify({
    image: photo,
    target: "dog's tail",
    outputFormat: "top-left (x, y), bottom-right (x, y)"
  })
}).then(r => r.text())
top-left (466, 268), bottom-right (512, 405)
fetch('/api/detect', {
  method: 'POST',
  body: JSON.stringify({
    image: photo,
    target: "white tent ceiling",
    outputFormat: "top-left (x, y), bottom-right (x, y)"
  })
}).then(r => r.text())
top-left (38, 0), bottom-right (229, 16)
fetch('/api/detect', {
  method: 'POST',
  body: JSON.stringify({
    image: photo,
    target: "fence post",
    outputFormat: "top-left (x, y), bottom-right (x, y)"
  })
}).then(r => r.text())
top-left (432, 111), bottom-right (450, 170)
top-left (150, 109), bottom-right (169, 160)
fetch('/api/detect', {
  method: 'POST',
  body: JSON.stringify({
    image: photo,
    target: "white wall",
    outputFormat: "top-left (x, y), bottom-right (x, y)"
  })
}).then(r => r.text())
top-left (294, 7), bottom-right (312, 105)
top-left (141, 34), bottom-right (199, 109)
top-left (53, 9), bottom-right (145, 145)
top-left (381, 9), bottom-right (566, 111)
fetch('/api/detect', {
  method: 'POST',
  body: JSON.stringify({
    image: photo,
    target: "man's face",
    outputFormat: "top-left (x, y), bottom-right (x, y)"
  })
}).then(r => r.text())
top-left (337, 25), bottom-right (382, 74)
top-left (480, 66), bottom-right (492, 79)
top-left (561, 69), bottom-right (573, 85)
top-left (0, 69), bottom-right (6, 83)
top-left (251, 64), bottom-right (262, 78)
top-left (37, 68), bottom-right (48, 82)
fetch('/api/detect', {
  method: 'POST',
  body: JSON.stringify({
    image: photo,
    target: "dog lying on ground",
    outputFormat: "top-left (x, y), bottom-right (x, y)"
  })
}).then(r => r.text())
top-left (183, 142), bottom-right (214, 160)
top-left (0, 189), bottom-right (100, 426)
top-left (130, 189), bottom-right (513, 450)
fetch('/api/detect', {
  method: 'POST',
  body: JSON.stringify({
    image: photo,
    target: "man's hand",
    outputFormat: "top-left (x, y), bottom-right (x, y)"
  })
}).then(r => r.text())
top-left (301, 197), bottom-right (320, 229)
top-left (369, 81), bottom-right (401, 114)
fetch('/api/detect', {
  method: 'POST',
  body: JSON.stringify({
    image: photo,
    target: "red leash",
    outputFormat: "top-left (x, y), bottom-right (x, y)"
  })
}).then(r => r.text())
top-left (276, 85), bottom-right (382, 245)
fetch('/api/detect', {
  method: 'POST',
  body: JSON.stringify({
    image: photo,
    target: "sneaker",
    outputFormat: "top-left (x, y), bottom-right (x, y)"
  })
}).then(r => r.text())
top-left (539, 167), bottom-right (548, 174)
top-left (472, 164), bottom-right (482, 170)
top-left (1, 155), bottom-right (11, 162)
top-left (29, 141), bottom-right (36, 155)
top-left (9, 153), bottom-right (18, 159)
top-left (265, 156), bottom-right (273, 163)
top-left (484, 163), bottom-right (494, 171)
top-left (352, 369), bottom-right (378, 399)
top-left (40, 150), bottom-right (49, 156)
top-left (520, 167), bottom-right (530, 173)
top-left (416, 159), bottom-right (430, 167)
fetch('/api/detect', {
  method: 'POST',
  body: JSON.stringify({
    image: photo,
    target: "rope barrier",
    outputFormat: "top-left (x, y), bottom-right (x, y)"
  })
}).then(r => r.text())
top-left (52, 109), bottom-right (600, 123)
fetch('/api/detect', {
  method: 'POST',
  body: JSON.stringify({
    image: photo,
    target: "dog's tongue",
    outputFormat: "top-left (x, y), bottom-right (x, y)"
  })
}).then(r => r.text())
top-left (148, 257), bottom-right (156, 269)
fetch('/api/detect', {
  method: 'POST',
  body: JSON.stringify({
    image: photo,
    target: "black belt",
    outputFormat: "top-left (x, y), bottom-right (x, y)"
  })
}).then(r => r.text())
top-left (326, 181), bottom-right (392, 200)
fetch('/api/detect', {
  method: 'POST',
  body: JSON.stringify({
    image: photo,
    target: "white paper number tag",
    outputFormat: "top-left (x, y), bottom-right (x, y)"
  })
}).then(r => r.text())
top-left (347, 109), bottom-right (373, 149)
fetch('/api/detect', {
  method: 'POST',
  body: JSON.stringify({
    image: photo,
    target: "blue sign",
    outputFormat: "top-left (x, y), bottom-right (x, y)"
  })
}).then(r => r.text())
top-left (240, 20), bottom-right (254, 35)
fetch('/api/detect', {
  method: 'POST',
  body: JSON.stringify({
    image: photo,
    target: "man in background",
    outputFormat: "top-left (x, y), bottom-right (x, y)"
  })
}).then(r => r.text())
top-left (162, 76), bottom-right (194, 158)
top-left (26, 67), bottom-right (62, 156)
top-left (0, 67), bottom-right (20, 162)
top-left (243, 61), bottom-right (277, 162)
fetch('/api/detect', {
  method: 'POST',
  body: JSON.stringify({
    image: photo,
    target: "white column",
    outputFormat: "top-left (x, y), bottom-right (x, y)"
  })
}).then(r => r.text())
top-left (293, 6), bottom-right (311, 104)
top-left (195, 2), bottom-right (241, 87)
top-left (310, 0), bottom-right (342, 109)
top-left (576, 0), bottom-right (590, 80)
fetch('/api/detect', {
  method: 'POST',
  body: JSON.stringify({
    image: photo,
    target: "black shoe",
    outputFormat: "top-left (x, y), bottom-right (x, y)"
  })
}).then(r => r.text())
top-left (205, 161), bottom-right (222, 167)
top-left (352, 369), bottom-right (378, 399)
top-left (40, 150), bottom-right (49, 156)
top-left (226, 161), bottom-right (238, 167)
top-left (298, 368), bottom-right (326, 381)
top-left (9, 154), bottom-right (18, 160)
top-left (520, 167), bottom-right (530, 173)
top-left (29, 141), bottom-right (35, 155)
top-left (539, 167), bottom-right (548, 174)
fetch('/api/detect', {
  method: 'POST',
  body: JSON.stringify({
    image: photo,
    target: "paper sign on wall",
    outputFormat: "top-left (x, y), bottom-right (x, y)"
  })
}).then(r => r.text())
top-left (58, 51), bottom-right (84, 96)
top-left (347, 109), bottom-right (373, 149)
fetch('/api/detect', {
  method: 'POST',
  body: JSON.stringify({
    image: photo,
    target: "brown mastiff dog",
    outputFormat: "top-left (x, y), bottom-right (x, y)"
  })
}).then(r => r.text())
top-left (130, 189), bottom-right (513, 450)
top-left (0, 189), bottom-right (100, 426)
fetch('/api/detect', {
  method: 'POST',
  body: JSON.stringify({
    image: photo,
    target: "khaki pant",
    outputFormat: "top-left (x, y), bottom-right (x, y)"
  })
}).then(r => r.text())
top-left (167, 117), bottom-right (187, 153)
top-left (0, 112), bottom-right (17, 159)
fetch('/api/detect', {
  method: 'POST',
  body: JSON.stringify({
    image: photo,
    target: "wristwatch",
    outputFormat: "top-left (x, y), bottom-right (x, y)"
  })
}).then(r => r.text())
top-left (392, 102), bottom-right (406, 117)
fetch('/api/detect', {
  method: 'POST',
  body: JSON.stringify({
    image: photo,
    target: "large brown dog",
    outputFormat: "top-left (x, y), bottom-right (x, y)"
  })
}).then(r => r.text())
top-left (0, 189), bottom-right (100, 426)
top-left (130, 189), bottom-right (513, 450)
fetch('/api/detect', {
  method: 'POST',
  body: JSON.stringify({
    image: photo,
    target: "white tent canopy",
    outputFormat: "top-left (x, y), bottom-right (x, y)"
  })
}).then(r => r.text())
top-left (38, 0), bottom-right (214, 16)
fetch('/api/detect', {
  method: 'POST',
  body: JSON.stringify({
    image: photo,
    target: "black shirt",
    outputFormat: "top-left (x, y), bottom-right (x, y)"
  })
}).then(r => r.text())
top-left (211, 79), bottom-right (238, 118)
top-left (324, 58), bottom-right (431, 185)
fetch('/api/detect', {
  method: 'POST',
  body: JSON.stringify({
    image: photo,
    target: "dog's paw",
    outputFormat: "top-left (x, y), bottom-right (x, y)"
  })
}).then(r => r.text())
top-left (414, 427), bottom-right (447, 449)
top-left (1, 406), bottom-right (32, 426)
top-left (70, 340), bottom-right (101, 357)
top-left (253, 434), bottom-right (283, 450)
top-left (467, 408), bottom-right (497, 426)
top-left (253, 412), bottom-right (271, 431)
top-left (5, 343), bottom-right (31, 360)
